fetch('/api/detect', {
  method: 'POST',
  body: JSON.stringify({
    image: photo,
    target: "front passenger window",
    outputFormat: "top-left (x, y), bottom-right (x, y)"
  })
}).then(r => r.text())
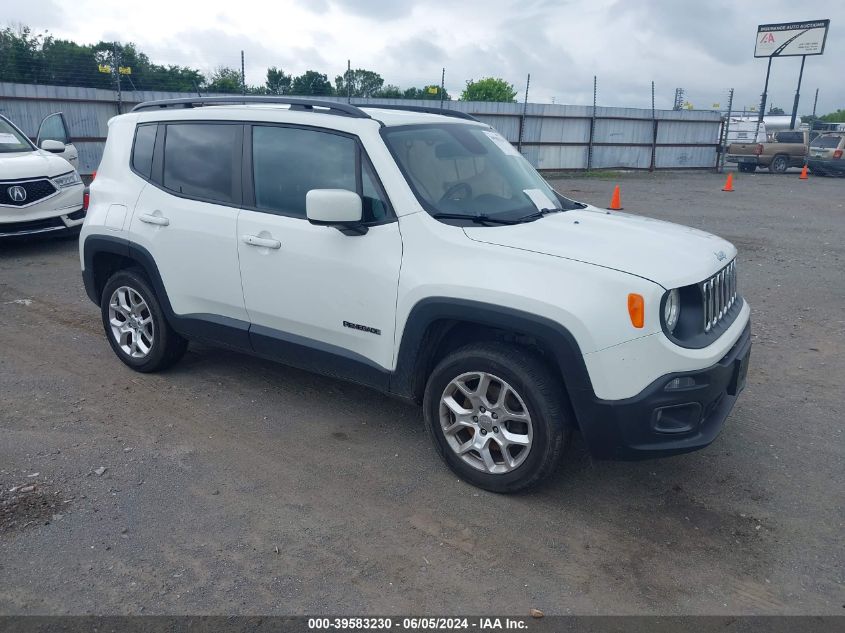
top-left (252, 126), bottom-right (356, 217)
top-left (252, 126), bottom-right (390, 222)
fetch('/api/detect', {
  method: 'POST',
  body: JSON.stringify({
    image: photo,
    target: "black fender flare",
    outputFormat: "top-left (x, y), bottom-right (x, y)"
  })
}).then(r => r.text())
top-left (389, 298), bottom-right (597, 421)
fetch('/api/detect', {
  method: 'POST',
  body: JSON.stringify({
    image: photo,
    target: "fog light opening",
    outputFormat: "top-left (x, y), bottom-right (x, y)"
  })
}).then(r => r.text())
top-left (665, 376), bottom-right (697, 391)
top-left (652, 403), bottom-right (702, 434)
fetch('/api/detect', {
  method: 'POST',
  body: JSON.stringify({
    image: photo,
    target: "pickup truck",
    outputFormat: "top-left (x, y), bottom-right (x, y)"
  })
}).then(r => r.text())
top-left (726, 130), bottom-right (819, 173)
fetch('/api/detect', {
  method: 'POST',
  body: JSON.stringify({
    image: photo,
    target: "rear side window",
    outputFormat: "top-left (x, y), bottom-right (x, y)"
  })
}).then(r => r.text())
top-left (163, 123), bottom-right (239, 204)
top-left (131, 124), bottom-right (157, 178)
top-left (775, 132), bottom-right (802, 144)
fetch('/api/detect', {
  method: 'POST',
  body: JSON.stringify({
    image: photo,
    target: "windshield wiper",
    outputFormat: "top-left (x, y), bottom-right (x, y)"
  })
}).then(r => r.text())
top-left (510, 207), bottom-right (565, 223)
top-left (430, 212), bottom-right (526, 225)
top-left (431, 207), bottom-right (564, 226)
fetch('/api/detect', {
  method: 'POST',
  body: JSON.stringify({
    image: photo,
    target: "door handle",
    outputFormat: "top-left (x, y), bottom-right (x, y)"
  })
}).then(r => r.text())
top-left (242, 234), bottom-right (281, 249)
top-left (139, 213), bottom-right (170, 226)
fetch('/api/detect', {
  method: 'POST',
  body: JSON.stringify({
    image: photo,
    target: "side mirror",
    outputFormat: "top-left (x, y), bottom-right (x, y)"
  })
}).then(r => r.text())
top-left (40, 139), bottom-right (66, 153)
top-left (306, 189), bottom-right (366, 235)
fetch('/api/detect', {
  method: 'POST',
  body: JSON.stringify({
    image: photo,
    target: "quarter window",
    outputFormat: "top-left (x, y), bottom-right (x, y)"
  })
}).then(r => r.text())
top-left (163, 123), bottom-right (239, 204)
top-left (131, 124), bottom-right (157, 179)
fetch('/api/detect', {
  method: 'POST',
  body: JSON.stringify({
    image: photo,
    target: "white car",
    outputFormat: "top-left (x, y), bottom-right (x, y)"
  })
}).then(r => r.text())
top-left (80, 97), bottom-right (751, 492)
top-left (0, 113), bottom-right (85, 238)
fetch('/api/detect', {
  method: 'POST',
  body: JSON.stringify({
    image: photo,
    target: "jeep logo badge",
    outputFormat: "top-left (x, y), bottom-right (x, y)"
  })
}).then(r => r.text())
top-left (7, 185), bottom-right (27, 203)
top-left (714, 250), bottom-right (727, 262)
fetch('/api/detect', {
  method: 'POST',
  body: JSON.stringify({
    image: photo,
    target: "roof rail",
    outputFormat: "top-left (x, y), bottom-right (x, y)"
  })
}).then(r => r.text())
top-left (131, 96), bottom-right (371, 118)
top-left (360, 104), bottom-right (479, 122)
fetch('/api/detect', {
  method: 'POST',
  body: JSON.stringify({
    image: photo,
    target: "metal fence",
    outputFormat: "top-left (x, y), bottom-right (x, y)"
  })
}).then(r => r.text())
top-left (0, 82), bottom-right (722, 175)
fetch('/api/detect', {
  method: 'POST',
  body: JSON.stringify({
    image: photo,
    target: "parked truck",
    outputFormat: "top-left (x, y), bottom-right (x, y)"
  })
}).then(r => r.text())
top-left (726, 129), bottom-right (819, 173)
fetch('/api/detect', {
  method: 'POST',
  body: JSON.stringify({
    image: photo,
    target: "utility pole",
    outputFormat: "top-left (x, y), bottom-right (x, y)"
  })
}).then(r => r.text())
top-left (113, 42), bottom-right (122, 114)
top-left (812, 88), bottom-right (819, 117)
top-left (241, 50), bottom-right (246, 95)
top-left (650, 81), bottom-right (657, 172)
top-left (439, 67), bottom-right (445, 110)
top-left (587, 76), bottom-right (597, 170)
top-left (719, 88), bottom-right (735, 173)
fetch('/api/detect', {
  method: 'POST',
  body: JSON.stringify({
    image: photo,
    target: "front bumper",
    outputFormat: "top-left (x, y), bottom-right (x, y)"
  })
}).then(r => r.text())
top-left (577, 321), bottom-right (751, 460)
top-left (0, 182), bottom-right (85, 238)
top-left (0, 208), bottom-right (86, 237)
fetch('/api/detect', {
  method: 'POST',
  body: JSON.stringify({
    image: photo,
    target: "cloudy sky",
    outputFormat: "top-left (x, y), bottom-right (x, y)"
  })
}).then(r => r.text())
top-left (10, 0), bottom-right (844, 114)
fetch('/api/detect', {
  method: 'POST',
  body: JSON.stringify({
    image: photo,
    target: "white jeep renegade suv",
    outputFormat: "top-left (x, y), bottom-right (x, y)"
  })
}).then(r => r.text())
top-left (80, 97), bottom-right (751, 492)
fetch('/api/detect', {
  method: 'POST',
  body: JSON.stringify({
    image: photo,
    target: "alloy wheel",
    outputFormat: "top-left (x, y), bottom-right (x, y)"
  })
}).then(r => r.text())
top-left (108, 286), bottom-right (155, 358)
top-left (439, 371), bottom-right (533, 474)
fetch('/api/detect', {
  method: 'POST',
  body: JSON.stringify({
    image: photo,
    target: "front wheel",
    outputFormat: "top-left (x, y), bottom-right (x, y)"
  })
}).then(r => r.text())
top-left (100, 269), bottom-right (187, 372)
top-left (423, 343), bottom-right (568, 493)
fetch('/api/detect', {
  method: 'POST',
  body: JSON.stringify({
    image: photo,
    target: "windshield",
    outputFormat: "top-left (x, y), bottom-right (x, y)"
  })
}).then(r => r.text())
top-left (382, 123), bottom-right (580, 219)
top-left (810, 135), bottom-right (842, 149)
top-left (0, 117), bottom-right (35, 154)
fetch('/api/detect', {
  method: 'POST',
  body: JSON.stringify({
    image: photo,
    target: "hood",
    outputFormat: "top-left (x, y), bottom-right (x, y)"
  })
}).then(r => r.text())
top-left (463, 205), bottom-right (736, 289)
top-left (0, 150), bottom-right (74, 180)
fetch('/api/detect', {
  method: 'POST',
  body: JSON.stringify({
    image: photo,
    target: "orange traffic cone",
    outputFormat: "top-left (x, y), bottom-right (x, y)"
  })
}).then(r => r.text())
top-left (722, 173), bottom-right (734, 192)
top-left (799, 164), bottom-right (809, 180)
top-left (608, 185), bottom-right (623, 210)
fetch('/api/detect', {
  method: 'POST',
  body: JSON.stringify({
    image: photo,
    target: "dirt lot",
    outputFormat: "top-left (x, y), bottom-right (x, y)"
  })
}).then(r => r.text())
top-left (0, 170), bottom-right (842, 615)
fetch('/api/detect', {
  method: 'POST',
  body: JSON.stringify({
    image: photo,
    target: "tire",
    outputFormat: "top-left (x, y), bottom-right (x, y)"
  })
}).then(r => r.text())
top-left (423, 342), bottom-right (569, 493)
top-left (100, 268), bottom-right (188, 372)
top-left (738, 163), bottom-right (756, 173)
top-left (769, 155), bottom-right (789, 173)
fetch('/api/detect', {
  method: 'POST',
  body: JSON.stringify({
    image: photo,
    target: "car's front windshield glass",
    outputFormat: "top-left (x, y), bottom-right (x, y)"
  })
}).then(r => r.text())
top-left (0, 118), bottom-right (34, 154)
top-left (382, 123), bottom-right (580, 220)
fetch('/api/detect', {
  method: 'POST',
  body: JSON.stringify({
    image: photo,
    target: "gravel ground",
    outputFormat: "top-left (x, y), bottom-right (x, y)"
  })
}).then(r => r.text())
top-left (0, 170), bottom-right (842, 615)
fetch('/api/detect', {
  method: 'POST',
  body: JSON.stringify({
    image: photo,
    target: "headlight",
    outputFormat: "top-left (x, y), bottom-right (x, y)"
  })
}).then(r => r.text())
top-left (52, 170), bottom-right (82, 188)
top-left (664, 288), bottom-right (681, 332)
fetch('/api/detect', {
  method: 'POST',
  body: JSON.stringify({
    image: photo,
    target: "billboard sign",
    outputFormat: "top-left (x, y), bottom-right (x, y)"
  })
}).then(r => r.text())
top-left (755, 20), bottom-right (830, 57)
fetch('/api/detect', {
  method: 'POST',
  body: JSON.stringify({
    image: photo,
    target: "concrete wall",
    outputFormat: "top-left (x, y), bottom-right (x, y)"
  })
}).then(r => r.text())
top-left (0, 82), bottom-right (721, 175)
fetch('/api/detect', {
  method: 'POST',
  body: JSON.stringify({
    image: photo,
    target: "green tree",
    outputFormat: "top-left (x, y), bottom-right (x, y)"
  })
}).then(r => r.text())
top-left (291, 70), bottom-right (333, 96)
top-left (334, 68), bottom-right (384, 98)
top-left (0, 26), bottom-right (46, 84)
top-left (374, 84), bottom-right (403, 98)
top-left (205, 67), bottom-right (243, 93)
top-left (0, 26), bottom-right (207, 92)
top-left (402, 85), bottom-right (451, 100)
top-left (265, 66), bottom-right (291, 95)
top-left (460, 77), bottom-right (517, 102)
top-left (820, 109), bottom-right (845, 122)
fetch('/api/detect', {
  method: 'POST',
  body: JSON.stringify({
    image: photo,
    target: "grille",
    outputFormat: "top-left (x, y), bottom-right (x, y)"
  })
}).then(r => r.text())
top-left (0, 179), bottom-right (58, 206)
top-left (701, 260), bottom-right (737, 333)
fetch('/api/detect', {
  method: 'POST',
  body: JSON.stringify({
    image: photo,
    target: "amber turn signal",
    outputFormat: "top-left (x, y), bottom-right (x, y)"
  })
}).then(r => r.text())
top-left (627, 293), bottom-right (644, 328)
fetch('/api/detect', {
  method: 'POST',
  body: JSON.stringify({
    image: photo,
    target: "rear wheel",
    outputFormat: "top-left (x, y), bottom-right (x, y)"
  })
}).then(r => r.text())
top-left (423, 342), bottom-right (568, 493)
top-left (738, 163), bottom-right (756, 173)
top-left (100, 269), bottom-right (187, 372)
top-left (769, 155), bottom-right (789, 173)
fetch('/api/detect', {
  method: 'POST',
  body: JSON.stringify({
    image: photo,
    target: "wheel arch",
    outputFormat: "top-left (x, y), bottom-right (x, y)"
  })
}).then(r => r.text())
top-left (391, 298), bottom-right (595, 423)
top-left (82, 235), bottom-right (175, 318)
